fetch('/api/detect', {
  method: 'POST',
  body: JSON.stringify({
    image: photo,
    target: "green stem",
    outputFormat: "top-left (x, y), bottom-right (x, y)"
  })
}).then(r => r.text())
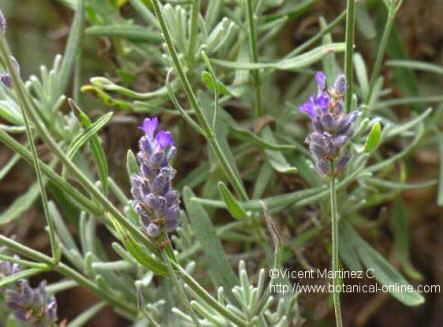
top-left (245, 0), bottom-right (263, 117)
top-left (0, 128), bottom-right (101, 215)
top-left (0, 235), bottom-right (137, 317)
top-left (148, 0), bottom-right (248, 200)
top-left (344, 0), bottom-right (356, 113)
top-left (330, 168), bottom-right (343, 327)
top-left (366, 5), bottom-right (399, 105)
top-left (0, 41), bottom-right (59, 262)
top-left (0, 38), bottom-right (158, 254)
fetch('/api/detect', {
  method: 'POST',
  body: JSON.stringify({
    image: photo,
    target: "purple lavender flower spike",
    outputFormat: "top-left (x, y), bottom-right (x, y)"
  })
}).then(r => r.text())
top-left (131, 117), bottom-right (180, 238)
top-left (298, 72), bottom-right (359, 176)
top-left (5, 280), bottom-right (58, 327)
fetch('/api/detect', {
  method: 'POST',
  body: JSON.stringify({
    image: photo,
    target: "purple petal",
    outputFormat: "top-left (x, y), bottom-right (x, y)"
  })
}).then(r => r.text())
top-left (299, 98), bottom-right (315, 118)
top-left (165, 207), bottom-right (180, 232)
top-left (314, 94), bottom-right (329, 110)
top-left (315, 71), bottom-right (327, 91)
top-left (139, 117), bottom-right (159, 138)
top-left (156, 130), bottom-right (174, 149)
top-left (337, 111), bottom-right (359, 135)
top-left (333, 74), bottom-right (346, 95)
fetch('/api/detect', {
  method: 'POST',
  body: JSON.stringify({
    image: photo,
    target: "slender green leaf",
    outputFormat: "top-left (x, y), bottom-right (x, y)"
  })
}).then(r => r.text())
top-left (67, 112), bottom-right (113, 160)
top-left (110, 215), bottom-right (168, 276)
top-left (365, 177), bottom-right (436, 190)
top-left (364, 122), bottom-right (382, 152)
top-left (230, 126), bottom-right (297, 151)
top-left (262, 127), bottom-right (297, 174)
top-left (58, 0), bottom-right (85, 96)
top-left (342, 222), bottom-right (425, 306)
top-left (217, 182), bottom-right (248, 220)
top-left (391, 199), bottom-right (423, 280)
top-left (0, 154), bottom-right (20, 181)
top-left (183, 187), bottom-right (238, 292)
top-left (0, 182), bottom-right (45, 224)
top-left (387, 60), bottom-right (443, 75)
top-left (68, 302), bottom-right (106, 327)
top-left (85, 25), bottom-right (161, 42)
top-left (384, 108), bottom-right (432, 139)
top-left (211, 43), bottom-right (345, 70)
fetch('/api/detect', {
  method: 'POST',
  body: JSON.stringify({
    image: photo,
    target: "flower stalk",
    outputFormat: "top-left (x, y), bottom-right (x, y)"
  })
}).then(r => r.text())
top-left (329, 166), bottom-right (343, 327)
top-left (299, 72), bottom-right (358, 327)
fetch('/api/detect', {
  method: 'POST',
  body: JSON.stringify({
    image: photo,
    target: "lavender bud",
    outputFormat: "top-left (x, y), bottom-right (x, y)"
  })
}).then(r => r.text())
top-left (333, 74), bottom-right (346, 95)
top-left (320, 113), bottom-right (335, 131)
top-left (5, 280), bottom-right (58, 327)
top-left (130, 117), bottom-right (180, 239)
top-left (0, 73), bottom-right (12, 88)
top-left (315, 71), bottom-right (327, 91)
top-left (0, 259), bottom-right (20, 278)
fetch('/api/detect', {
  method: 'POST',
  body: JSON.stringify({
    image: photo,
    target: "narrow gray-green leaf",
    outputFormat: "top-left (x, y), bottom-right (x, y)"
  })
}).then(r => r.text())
top-left (385, 108), bottom-right (432, 139)
top-left (343, 222), bottom-right (425, 306)
top-left (211, 43), bottom-right (345, 70)
top-left (58, 0), bottom-right (85, 96)
top-left (85, 25), bottom-right (161, 42)
top-left (0, 182), bottom-right (44, 224)
top-left (217, 182), bottom-right (248, 220)
top-left (230, 126), bottom-right (297, 151)
top-left (387, 60), bottom-right (443, 75)
top-left (183, 187), bottom-right (238, 293)
top-left (391, 199), bottom-right (423, 280)
top-left (68, 112), bottom-right (113, 160)
top-left (67, 302), bottom-right (106, 327)
top-left (0, 153), bottom-right (20, 181)
top-left (262, 127), bottom-right (297, 174)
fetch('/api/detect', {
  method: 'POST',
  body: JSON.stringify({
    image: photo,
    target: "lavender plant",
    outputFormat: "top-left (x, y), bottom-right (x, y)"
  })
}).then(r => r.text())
top-left (0, 0), bottom-right (440, 326)
top-left (131, 117), bottom-right (179, 238)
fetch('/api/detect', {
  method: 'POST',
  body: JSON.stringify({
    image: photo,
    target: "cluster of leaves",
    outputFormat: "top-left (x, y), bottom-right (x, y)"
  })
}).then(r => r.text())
top-left (0, 0), bottom-right (442, 326)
